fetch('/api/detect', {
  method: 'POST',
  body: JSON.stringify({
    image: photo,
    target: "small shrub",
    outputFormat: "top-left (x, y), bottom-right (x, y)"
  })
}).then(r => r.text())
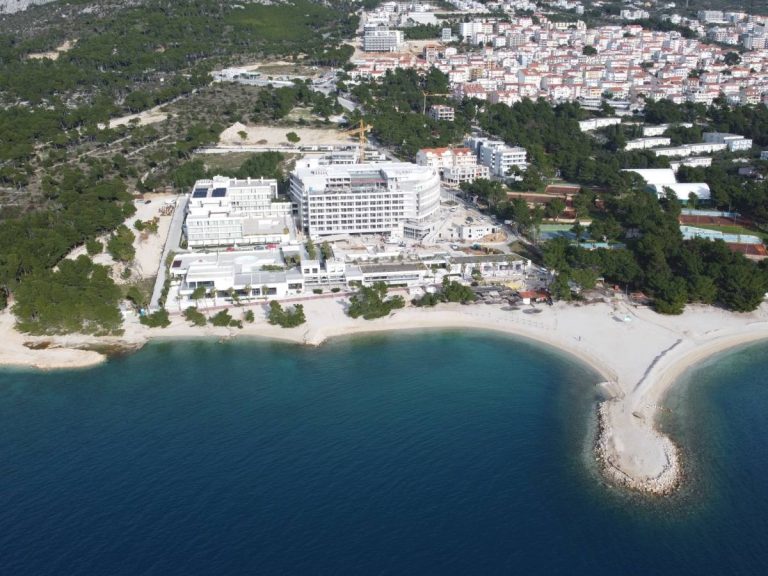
top-left (140, 309), bottom-right (170, 328)
top-left (209, 310), bottom-right (233, 327)
top-left (331, 287), bottom-right (340, 293)
top-left (183, 306), bottom-right (207, 327)
top-left (312, 288), bottom-right (323, 294)
top-left (86, 239), bottom-right (103, 256)
top-left (243, 310), bottom-right (255, 323)
top-left (267, 301), bottom-right (306, 328)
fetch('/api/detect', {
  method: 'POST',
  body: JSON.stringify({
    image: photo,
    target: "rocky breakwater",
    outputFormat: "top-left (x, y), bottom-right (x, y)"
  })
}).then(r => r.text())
top-left (595, 398), bottom-right (681, 495)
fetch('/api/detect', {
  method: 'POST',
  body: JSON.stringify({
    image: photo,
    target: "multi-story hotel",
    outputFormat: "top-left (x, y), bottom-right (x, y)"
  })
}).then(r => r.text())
top-left (289, 160), bottom-right (441, 238)
top-left (184, 176), bottom-right (294, 248)
top-left (363, 26), bottom-right (404, 52)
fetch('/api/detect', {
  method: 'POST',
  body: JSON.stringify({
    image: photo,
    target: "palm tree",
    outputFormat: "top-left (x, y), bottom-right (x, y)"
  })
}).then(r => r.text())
top-left (191, 285), bottom-right (206, 310)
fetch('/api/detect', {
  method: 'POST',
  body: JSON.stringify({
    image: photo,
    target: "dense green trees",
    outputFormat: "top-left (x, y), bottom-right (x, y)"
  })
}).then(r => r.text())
top-left (184, 307), bottom-right (207, 326)
top-left (401, 24), bottom-right (442, 40)
top-left (209, 309), bottom-right (242, 328)
top-left (267, 301), bottom-right (306, 327)
top-left (678, 164), bottom-right (768, 225)
top-left (460, 179), bottom-right (506, 208)
top-left (0, 0), bottom-right (358, 164)
top-left (140, 309), bottom-right (171, 328)
top-left (469, 95), bottom-right (768, 313)
top-left (347, 282), bottom-right (405, 320)
top-left (107, 225), bottom-right (136, 263)
top-left (171, 152), bottom-right (287, 191)
top-left (252, 83), bottom-right (342, 122)
top-left (412, 277), bottom-right (477, 306)
top-left (13, 256), bottom-right (122, 335)
top-left (351, 68), bottom-right (472, 157)
top-left (0, 168), bottom-right (134, 310)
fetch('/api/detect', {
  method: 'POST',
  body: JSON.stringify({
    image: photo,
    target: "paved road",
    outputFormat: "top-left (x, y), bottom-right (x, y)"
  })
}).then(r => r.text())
top-left (149, 195), bottom-right (188, 311)
top-left (337, 95), bottom-right (358, 112)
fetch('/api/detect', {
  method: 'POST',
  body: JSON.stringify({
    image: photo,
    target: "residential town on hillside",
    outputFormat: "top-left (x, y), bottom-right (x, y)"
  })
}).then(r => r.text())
top-left (354, 1), bottom-right (768, 108)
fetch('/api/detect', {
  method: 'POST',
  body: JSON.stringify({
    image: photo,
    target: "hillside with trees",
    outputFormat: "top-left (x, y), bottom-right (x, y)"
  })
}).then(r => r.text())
top-left (469, 96), bottom-right (768, 313)
top-left (0, 0), bottom-right (361, 332)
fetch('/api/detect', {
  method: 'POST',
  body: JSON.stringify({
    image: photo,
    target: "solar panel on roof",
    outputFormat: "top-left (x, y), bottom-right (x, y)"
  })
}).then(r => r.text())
top-left (192, 188), bottom-right (208, 198)
top-left (212, 188), bottom-right (227, 198)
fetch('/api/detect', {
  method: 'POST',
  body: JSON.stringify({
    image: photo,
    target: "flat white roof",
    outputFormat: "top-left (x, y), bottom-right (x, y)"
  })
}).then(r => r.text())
top-left (623, 168), bottom-right (677, 187)
top-left (656, 183), bottom-right (711, 201)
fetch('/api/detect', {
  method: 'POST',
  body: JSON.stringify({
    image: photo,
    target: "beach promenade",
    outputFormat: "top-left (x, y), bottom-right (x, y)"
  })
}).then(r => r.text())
top-left (1, 296), bottom-right (767, 494)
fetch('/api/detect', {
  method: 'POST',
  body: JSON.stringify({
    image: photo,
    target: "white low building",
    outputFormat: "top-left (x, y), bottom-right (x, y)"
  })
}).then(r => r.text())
top-left (170, 250), bottom-right (305, 301)
top-left (702, 132), bottom-right (753, 152)
top-left (625, 137), bottom-right (671, 151)
top-left (669, 157), bottom-right (713, 171)
top-left (448, 254), bottom-right (530, 280)
top-left (642, 124), bottom-right (670, 137)
top-left (167, 247), bottom-right (534, 304)
top-left (358, 262), bottom-right (430, 286)
top-left (184, 176), bottom-right (294, 248)
top-left (653, 142), bottom-right (728, 157)
top-left (578, 117), bottom-right (622, 131)
top-left (623, 168), bottom-right (711, 202)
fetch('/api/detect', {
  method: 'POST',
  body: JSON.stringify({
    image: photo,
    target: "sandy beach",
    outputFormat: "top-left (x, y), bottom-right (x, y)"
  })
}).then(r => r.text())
top-left (1, 295), bottom-right (767, 494)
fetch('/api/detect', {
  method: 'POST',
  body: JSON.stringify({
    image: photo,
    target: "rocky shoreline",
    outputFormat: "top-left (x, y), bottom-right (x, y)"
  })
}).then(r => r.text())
top-left (595, 400), bottom-right (681, 495)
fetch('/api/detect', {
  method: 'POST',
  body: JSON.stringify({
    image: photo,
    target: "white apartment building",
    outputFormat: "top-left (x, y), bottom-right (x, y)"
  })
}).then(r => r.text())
top-left (642, 124), bottom-right (670, 137)
top-left (479, 144), bottom-right (527, 177)
top-left (428, 104), bottom-right (455, 121)
top-left (653, 142), bottom-right (728, 157)
top-left (578, 117), bottom-right (622, 131)
top-left (702, 132), bottom-right (753, 151)
top-left (669, 156), bottom-right (713, 171)
top-left (416, 147), bottom-right (475, 170)
top-left (625, 137), bottom-right (672, 150)
top-left (698, 10), bottom-right (725, 24)
top-left (184, 176), bottom-right (293, 248)
top-left (443, 164), bottom-right (491, 187)
top-left (364, 26), bottom-right (404, 52)
top-left (465, 137), bottom-right (527, 177)
top-left (289, 160), bottom-right (441, 238)
top-left (620, 9), bottom-right (649, 20)
top-left (416, 146), bottom-right (490, 186)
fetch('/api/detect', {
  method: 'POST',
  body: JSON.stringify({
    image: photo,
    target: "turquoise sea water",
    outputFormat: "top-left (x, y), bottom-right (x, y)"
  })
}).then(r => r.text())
top-left (0, 331), bottom-right (767, 575)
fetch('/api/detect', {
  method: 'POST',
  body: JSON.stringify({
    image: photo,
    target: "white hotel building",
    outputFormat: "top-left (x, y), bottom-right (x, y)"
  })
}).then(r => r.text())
top-left (289, 160), bottom-right (441, 239)
top-left (184, 176), bottom-right (294, 248)
top-left (416, 147), bottom-right (491, 186)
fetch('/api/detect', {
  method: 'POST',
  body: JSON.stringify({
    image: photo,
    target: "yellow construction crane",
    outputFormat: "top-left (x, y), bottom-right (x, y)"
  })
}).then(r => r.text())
top-left (421, 91), bottom-right (452, 115)
top-left (342, 119), bottom-right (373, 163)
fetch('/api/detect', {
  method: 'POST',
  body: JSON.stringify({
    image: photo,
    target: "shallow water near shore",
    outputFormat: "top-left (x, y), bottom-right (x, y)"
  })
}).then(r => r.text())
top-left (0, 331), bottom-right (767, 574)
